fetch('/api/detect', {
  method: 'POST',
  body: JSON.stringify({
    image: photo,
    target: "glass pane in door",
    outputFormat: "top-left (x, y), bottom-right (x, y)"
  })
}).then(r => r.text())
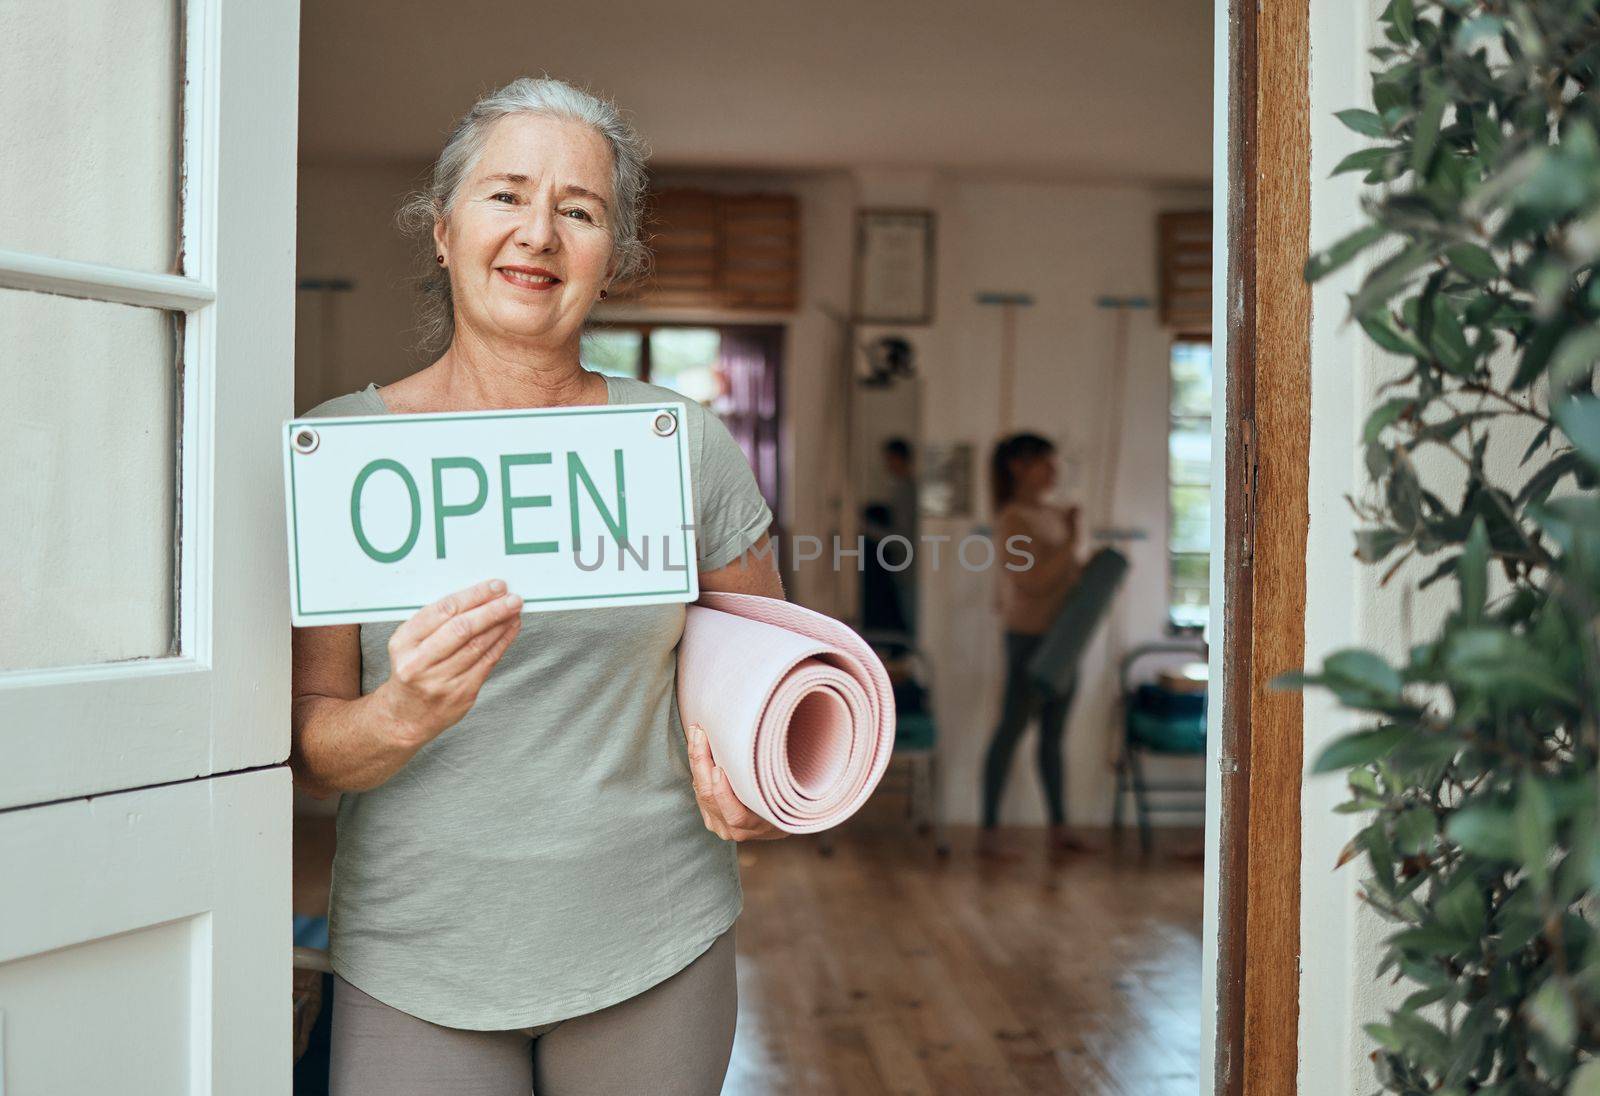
top-left (0, 0), bottom-right (184, 273)
top-left (0, 289), bottom-right (180, 671)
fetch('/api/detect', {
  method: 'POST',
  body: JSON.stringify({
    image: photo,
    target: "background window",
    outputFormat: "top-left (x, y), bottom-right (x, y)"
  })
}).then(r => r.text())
top-left (580, 323), bottom-right (783, 518)
top-left (579, 328), bottom-right (643, 378)
top-left (1168, 340), bottom-right (1212, 631)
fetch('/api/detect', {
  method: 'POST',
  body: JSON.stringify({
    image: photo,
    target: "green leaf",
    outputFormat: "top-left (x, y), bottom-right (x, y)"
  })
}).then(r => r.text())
top-left (1569, 1059), bottom-right (1600, 1096)
top-left (1459, 518), bottom-right (1488, 624)
top-left (1390, 0), bottom-right (1414, 40)
top-left (1358, 312), bottom-right (1426, 357)
top-left (1514, 315), bottom-right (1571, 390)
top-left (1386, 458), bottom-right (1424, 530)
top-left (1350, 244), bottom-right (1437, 316)
top-left (1547, 326), bottom-right (1600, 389)
top-left (1324, 647), bottom-right (1405, 700)
top-left (1394, 806), bottom-right (1437, 855)
top-left (1443, 628), bottom-right (1581, 705)
top-left (1520, 421), bottom-right (1555, 466)
top-left (1355, 526), bottom-right (1405, 563)
top-left (1333, 146), bottom-right (1397, 177)
top-left (1473, 111), bottom-right (1503, 162)
top-left (1554, 397), bottom-right (1600, 468)
top-left (1445, 244), bottom-right (1500, 282)
top-left (1391, 1007), bottom-right (1453, 1068)
top-left (1447, 804), bottom-right (1518, 859)
top-left (1432, 873), bottom-right (1485, 940)
top-left (1527, 978), bottom-right (1576, 1046)
top-left (1407, 410), bottom-right (1496, 449)
top-left (1336, 109), bottom-right (1388, 138)
top-left (1498, 885), bottom-right (1546, 951)
top-left (1426, 300), bottom-right (1473, 372)
top-left (1364, 1021), bottom-right (1404, 1053)
top-left (1515, 450), bottom-right (1585, 507)
top-left (1311, 725), bottom-right (1409, 773)
top-left (1363, 397), bottom-right (1414, 444)
top-left (1349, 766), bottom-right (1382, 798)
top-left (1516, 778), bottom-right (1556, 888)
top-left (1390, 921), bottom-right (1467, 956)
top-left (1305, 222), bottom-right (1388, 282)
top-left (1411, 82), bottom-right (1448, 177)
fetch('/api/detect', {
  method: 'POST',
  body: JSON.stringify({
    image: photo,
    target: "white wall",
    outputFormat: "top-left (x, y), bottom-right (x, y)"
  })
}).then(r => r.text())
top-left (912, 174), bottom-right (1211, 829)
top-left (294, 163), bottom-right (434, 410)
top-left (294, 163), bottom-right (1210, 828)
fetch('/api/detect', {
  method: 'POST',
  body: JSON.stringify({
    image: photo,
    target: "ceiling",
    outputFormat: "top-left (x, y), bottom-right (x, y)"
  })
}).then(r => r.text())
top-left (298, 0), bottom-right (1213, 185)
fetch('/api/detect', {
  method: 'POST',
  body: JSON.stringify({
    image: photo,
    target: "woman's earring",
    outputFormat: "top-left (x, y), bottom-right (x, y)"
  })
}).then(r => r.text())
top-left (436, 254), bottom-right (445, 265)
top-left (599, 289), bottom-right (609, 300)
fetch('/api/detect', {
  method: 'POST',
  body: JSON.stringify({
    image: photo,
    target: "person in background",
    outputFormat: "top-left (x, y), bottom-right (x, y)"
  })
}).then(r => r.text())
top-left (859, 503), bottom-right (912, 634)
top-left (980, 432), bottom-right (1087, 857)
top-left (878, 437), bottom-right (919, 631)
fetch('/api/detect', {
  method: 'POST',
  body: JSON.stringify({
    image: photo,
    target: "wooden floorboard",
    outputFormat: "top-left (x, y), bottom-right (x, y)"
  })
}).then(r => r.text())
top-left (726, 823), bottom-right (1204, 1096)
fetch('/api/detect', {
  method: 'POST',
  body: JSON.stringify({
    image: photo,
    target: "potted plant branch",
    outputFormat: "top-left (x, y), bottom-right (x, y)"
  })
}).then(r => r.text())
top-left (1292, 1), bottom-right (1600, 1091)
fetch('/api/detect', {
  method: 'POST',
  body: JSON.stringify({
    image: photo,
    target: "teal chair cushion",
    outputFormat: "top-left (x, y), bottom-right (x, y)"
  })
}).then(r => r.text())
top-left (1127, 709), bottom-right (1206, 754)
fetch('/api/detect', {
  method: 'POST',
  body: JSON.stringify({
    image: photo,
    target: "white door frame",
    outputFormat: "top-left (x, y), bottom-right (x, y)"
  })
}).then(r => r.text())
top-left (0, 0), bottom-right (298, 1092)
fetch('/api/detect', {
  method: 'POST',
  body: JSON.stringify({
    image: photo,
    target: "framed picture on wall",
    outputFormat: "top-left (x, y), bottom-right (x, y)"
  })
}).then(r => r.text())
top-left (920, 441), bottom-right (973, 519)
top-left (852, 209), bottom-right (935, 324)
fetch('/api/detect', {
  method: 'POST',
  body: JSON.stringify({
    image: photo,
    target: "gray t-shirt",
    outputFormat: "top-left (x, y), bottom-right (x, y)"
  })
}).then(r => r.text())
top-left (300, 373), bottom-right (773, 1030)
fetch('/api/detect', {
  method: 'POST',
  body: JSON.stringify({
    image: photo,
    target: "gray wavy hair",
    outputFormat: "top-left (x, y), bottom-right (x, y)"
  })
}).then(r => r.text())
top-left (396, 75), bottom-right (652, 352)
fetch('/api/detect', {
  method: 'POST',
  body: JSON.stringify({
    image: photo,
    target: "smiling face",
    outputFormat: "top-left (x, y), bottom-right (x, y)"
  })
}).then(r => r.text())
top-left (434, 113), bottom-right (617, 352)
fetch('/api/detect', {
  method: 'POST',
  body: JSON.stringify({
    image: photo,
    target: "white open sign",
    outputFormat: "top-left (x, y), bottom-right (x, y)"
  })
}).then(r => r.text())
top-left (282, 403), bottom-right (699, 626)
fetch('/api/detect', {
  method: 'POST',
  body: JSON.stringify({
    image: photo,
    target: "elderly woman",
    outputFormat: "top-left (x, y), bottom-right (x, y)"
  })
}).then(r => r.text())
top-left (291, 77), bottom-right (784, 1096)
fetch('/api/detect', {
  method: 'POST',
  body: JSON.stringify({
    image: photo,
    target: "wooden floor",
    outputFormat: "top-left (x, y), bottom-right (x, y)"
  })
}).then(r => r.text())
top-left (293, 816), bottom-right (1203, 1094)
top-left (724, 823), bottom-right (1204, 1096)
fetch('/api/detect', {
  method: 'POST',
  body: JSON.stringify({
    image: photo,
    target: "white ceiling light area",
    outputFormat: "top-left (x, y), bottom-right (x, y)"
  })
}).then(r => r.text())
top-left (299, 0), bottom-right (1213, 185)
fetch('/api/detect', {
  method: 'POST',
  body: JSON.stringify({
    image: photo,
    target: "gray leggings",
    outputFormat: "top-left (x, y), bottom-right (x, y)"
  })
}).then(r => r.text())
top-left (329, 927), bottom-right (737, 1096)
top-left (982, 631), bottom-right (1073, 827)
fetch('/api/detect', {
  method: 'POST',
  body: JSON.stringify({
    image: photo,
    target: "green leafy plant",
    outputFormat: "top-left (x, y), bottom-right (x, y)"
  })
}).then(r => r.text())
top-left (1293, 1), bottom-right (1600, 1091)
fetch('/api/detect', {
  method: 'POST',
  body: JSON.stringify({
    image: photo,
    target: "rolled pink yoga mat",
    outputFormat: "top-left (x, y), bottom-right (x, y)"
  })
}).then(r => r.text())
top-left (677, 592), bottom-right (896, 834)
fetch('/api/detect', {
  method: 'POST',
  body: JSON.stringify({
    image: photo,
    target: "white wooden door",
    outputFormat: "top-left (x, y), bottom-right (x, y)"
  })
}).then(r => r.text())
top-left (0, 0), bottom-right (298, 1091)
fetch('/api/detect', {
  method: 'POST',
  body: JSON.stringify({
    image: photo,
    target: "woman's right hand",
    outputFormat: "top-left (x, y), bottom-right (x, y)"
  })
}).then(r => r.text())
top-left (375, 579), bottom-right (524, 747)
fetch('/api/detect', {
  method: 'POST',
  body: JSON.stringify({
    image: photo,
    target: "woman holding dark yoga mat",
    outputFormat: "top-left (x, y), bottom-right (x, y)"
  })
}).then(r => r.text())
top-left (289, 76), bottom-right (786, 1096)
top-left (980, 432), bottom-right (1088, 858)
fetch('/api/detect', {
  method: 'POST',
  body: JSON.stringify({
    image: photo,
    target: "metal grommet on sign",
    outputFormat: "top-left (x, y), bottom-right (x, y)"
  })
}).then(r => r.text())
top-left (292, 427), bottom-right (320, 455)
top-left (652, 411), bottom-right (678, 437)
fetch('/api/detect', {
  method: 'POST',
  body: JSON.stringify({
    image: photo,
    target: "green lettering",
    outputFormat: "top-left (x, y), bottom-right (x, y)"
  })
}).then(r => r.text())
top-left (567, 450), bottom-right (629, 548)
top-left (499, 453), bottom-right (558, 555)
top-left (431, 456), bottom-right (488, 559)
top-left (350, 458), bottom-right (421, 564)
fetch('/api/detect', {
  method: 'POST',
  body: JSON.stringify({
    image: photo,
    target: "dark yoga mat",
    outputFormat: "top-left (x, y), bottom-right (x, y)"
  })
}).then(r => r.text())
top-left (1026, 547), bottom-right (1130, 699)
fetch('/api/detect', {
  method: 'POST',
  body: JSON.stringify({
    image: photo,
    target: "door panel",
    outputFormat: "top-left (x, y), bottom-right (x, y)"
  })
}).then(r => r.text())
top-left (0, 0), bottom-right (297, 1086)
top-left (0, 0), bottom-right (184, 273)
top-left (0, 769), bottom-right (291, 1094)
top-left (0, 0), bottom-right (297, 805)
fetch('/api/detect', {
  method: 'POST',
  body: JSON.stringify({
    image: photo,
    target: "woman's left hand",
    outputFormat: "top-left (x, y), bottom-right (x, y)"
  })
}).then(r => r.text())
top-left (684, 722), bottom-right (785, 842)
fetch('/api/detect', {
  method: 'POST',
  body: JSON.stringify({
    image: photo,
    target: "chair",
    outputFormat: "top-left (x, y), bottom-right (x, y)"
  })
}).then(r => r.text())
top-left (1112, 639), bottom-right (1208, 854)
top-left (818, 631), bottom-right (949, 855)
